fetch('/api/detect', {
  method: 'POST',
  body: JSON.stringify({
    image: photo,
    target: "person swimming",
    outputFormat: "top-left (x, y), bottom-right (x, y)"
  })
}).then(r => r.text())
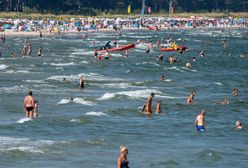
top-left (235, 120), bottom-right (243, 130)
top-left (156, 54), bottom-right (163, 61)
top-left (160, 75), bottom-right (165, 80)
top-left (213, 97), bottom-right (229, 105)
top-left (232, 88), bottom-right (238, 96)
top-left (185, 62), bottom-right (192, 69)
top-left (168, 56), bottom-right (177, 64)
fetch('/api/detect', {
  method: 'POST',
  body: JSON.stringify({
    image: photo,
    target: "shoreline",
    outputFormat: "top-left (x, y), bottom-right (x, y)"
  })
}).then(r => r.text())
top-left (2, 25), bottom-right (247, 37)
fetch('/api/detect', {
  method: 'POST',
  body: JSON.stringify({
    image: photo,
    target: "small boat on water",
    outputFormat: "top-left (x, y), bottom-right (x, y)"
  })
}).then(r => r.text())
top-left (98, 43), bottom-right (135, 53)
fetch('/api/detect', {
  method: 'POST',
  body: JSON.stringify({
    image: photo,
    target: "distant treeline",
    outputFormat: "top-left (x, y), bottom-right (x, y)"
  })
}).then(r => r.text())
top-left (1, 0), bottom-right (248, 15)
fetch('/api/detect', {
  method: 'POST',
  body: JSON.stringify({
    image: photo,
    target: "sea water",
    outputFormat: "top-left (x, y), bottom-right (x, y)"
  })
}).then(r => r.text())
top-left (0, 28), bottom-right (247, 167)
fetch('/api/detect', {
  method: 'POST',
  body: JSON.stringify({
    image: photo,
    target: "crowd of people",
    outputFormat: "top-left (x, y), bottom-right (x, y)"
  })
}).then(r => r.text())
top-left (0, 15), bottom-right (244, 167)
top-left (0, 16), bottom-right (247, 35)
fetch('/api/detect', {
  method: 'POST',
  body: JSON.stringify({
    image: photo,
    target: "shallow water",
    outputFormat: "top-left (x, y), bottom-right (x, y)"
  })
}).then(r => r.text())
top-left (0, 28), bottom-right (248, 167)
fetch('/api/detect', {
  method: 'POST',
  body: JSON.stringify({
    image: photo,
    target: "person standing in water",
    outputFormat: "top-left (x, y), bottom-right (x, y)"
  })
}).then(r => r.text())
top-left (37, 47), bottom-right (42, 57)
top-left (195, 109), bottom-right (206, 131)
top-left (79, 76), bottom-right (84, 90)
top-left (11, 52), bottom-right (16, 59)
top-left (187, 90), bottom-right (196, 105)
top-left (118, 146), bottom-right (129, 168)
top-left (155, 100), bottom-right (162, 113)
top-left (22, 46), bottom-right (27, 56)
top-left (33, 100), bottom-right (39, 118)
top-left (23, 90), bottom-right (35, 118)
top-left (27, 44), bottom-right (32, 56)
top-left (145, 92), bottom-right (155, 114)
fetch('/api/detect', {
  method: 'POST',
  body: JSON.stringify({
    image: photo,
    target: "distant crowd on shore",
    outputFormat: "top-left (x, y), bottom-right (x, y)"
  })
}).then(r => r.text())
top-left (0, 16), bottom-right (247, 34)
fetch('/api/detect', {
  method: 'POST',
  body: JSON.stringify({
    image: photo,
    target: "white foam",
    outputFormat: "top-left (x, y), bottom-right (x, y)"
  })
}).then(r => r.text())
top-left (98, 89), bottom-right (166, 100)
top-left (111, 53), bottom-right (122, 57)
top-left (85, 111), bottom-right (106, 117)
top-left (99, 82), bottom-right (132, 89)
top-left (46, 73), bottom-right (123, 82)
top-left (51, 62), bottom-right (75, 66)
top-left (57, 99), bottom-right (72, 105)
top-left (165, 66), bottom-right (185, 72)
top-left (0, 136), bottom-right (55, 154)
top-left (82, 51), bottom-right (94, 55)
top-left (0, 64), bottom-right (8, 70)
top-left (6, 146), bottom-right (44, 154)
top-left (136, 62), bottom-right (148, 65)
top-left (16, 117), bottom-right (32, 124)
top-left (164, 79), bottom-right (173, 82)
top-left (98, 93), bottom-right (115, 100)
top-left (0, 85), bottom-right (28, 93)
top-left (16, 70), bottom-right (31, 73)
top-left (73, 98), bottom-right (96, 106)
top-left (57, 98), bottom-right (96, 106)
top-left (136, 44), bottom-right (149, 49)
top-left (70, 119), bottom-right (79, 123)
top-left (181, 67), bottom-right (198, 72)
top-left (215, 82), bottom-right (223, 86)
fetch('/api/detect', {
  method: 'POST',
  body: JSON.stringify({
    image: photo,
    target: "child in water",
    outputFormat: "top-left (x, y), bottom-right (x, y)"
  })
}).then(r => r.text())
top-left (155, 100), bottom-right (162, 113)
top-left (33, 100), bottom-right (39, 118)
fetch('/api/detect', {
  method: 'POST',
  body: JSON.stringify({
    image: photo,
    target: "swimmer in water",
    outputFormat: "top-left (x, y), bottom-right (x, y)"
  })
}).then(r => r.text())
top-left (185, 62), bottom-right (192, 69)
top-left (156, 54), bottom-right (163, 61)
top-left (240, 52), bottom-right (245, 58)
top-left (23, 90), bottom-right (35, 118)
top-left (160, 75), bottom-right (165, 80)
top-left (118, 146), bottom-right (129, 168)
top-left (125, 50), bottom-right (128, 57)
top-left (22, 46), bottom-right (27, 56)
top-left (199, 50), bottom-right (205, 57)
top-left (79, 76), bottom-right (84, 90)
top-left (33, 100), bottom-right (39, 118)
top-left (168, 56), bottom-right (177, 64)
top-left (37, 47), bottom-right (42, 57)
top-left (195, 109), bottom-right (206, 131)
top-left (11, 52), bottom-right (16, 58)
top-left (155, 100), bottom-right (162, 113)
top-left (192, 57), bottom-right (196, 62)
top-left (232, 88), bottom-right (238, 96)
top-left (214, 97), bottom-right (229, 105)
top-left (145, 92), bottom-right (155, 114)
top-left (27, 44), bottom-right (32, 56)
top-left (187, 90), bottom-right (196, 105)
top-left (235, 120), bottom-right (243, 130)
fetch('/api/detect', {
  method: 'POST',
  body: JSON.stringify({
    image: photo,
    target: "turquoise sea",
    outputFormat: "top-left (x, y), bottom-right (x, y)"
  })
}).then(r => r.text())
top-left (0, 28), bottom-right (247, 167)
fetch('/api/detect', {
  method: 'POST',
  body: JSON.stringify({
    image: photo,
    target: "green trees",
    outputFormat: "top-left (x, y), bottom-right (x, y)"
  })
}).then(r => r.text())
top-left (0, 0), bottom-right (247, 15)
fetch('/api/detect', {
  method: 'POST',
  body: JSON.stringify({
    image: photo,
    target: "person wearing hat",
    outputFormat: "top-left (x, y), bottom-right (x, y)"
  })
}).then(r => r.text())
top-left (118, 146), bottom-right (129, 168)
top-left (145, 92), bottom-right (155, 114)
